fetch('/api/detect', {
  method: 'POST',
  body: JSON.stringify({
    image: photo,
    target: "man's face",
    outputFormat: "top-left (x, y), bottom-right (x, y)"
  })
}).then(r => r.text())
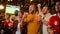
top-left (29, 5), bottom-right (35, 13)
top-left (5, 15), bottom-right (10, 19)
top-left (55, 2), bottom-right (60, 12)
top-left (18, 12), bottom-right (22, 18)
top-left (42, 6), bottom-right (48, 14)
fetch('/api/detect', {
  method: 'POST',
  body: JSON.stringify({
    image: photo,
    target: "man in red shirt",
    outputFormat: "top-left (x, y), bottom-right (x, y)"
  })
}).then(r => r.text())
top-left (48, 1), bottom-right (60, 34)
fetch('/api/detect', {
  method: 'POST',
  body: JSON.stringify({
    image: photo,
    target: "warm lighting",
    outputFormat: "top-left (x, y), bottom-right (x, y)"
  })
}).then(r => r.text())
top-left (8, 0), bottom-right (10, 1)
top-left (1, 0), bottom-right (3, 2)
top-left (0, 5), bottom-right (4, 10)
top-left (21, 5), bottom-right (23, 7)
top-left (8, 0), bottom-right (12, 1)
top-left (30, 0), bottom-right (33, 1)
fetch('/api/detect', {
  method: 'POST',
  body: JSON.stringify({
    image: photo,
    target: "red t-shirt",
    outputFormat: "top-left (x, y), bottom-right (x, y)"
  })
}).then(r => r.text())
top-left (48, 14), bottom-right (60, 33)
top-left (4, 20), bottom-right (12, 27)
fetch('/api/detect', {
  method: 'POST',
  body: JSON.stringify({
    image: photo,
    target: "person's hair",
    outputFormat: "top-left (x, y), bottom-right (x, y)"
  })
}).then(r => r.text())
top-left (43, 4), bottom-right (49, 10)
top-left (43, 4), bottom-right (50, 13)
top-left (15, 10), bottom-right (18, 16)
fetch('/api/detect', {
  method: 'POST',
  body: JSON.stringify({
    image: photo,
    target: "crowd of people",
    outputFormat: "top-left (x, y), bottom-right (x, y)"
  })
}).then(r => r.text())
top-left (0, 1), bottom-right (60, 34)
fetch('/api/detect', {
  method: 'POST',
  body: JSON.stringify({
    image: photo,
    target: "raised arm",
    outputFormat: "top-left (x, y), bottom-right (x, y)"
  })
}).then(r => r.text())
top-left (37, 4), bottom-right (43, 15)
top-left (20, 14), bottom-right (33, 26)
top-left (48, 17), bottom-right (54, 34)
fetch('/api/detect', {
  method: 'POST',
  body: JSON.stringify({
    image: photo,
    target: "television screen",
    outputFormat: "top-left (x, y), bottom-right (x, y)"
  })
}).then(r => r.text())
top-left (5, 4), bottom-right (20, 14)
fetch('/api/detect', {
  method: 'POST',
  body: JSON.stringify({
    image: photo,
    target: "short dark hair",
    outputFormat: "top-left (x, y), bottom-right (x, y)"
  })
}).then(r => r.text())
top-left (15, 10), bottom-right (18, 16)
top-left (43, 4), bottom-right (49, 10)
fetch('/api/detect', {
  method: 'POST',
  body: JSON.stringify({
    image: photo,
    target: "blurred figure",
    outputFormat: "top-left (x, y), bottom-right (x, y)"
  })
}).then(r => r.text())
top-left (4, 14), bottom-right (13, 34)
top-left (21, 12), bottom-right (28, 34)
top-left (12, 10), bottom-right (19, 34)
top-left (0, 20), bottom-right (4, 34)
top-left (21, 4), bottom-right (41, 34)
top-left (55, 1), bottom-right (60, 12)
top-left (15, 11), bottom-right (23, 34)
top-left (48, 10), bottom-right (60, 34)
top-left (48, 1), bottom-right (60, 34)
top-left (37, 4), bottom-right (51, 34)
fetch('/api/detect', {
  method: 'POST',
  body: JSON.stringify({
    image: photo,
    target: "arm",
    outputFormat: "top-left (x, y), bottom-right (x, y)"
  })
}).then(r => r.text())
top-left (48, 17), bottom-right (54, 34)
top-left (37, 4), bottom-right (43, 15)
top-left (20, 14), bottom-right (33, 26)
top-left (37, 4), bottom-right (41, 13)
top-left (48, 25), bottom-right (54, 34)
top-left (41, 18), bottom-right (48, 25)
top-left (38, 16), bottom-right (48, 25)
top-left (40, 15), bottom-right (51, 26)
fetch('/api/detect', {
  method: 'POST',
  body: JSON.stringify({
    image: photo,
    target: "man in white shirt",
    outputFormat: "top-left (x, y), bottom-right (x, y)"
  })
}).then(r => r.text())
top-left (37, 4), bottom-right (51, 34)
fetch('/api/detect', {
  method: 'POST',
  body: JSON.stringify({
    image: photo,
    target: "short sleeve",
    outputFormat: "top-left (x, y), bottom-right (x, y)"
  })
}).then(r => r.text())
top-left (48, 16), bottom-right (53, 27)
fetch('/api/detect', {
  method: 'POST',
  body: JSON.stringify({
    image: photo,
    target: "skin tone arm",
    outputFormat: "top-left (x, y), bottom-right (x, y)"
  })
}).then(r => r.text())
top-left (37, 4), bottom-right (48, 25)
top-left (41, 18), bottom-right (48, 25)
top-left (47, 25), bottom-right (54, 34)
top-left (37, 4), bottom-right (42, 14)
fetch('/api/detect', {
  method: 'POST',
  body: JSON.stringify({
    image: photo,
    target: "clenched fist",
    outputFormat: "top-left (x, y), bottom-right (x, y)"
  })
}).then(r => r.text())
top-left (37, 4), bottom-right (41, 8)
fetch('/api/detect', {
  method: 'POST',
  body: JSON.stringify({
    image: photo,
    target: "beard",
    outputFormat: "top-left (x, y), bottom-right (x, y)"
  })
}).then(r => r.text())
top-left (43, 13), bottom-right (47, 15)
top-left (43, 11), bottom-right (48, 15)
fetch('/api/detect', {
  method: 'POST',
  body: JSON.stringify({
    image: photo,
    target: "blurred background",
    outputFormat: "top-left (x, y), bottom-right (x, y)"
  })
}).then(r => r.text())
top-left (0, 0), bottom-right (59, 20)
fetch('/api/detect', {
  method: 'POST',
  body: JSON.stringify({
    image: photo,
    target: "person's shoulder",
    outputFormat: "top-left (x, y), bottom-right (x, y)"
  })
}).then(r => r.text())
top-left (52, 14), bottom-right (56, 16)
top-left (27, 14), bottom-right (33, 18)
top-left (49, 14), bottom-right (57, 19)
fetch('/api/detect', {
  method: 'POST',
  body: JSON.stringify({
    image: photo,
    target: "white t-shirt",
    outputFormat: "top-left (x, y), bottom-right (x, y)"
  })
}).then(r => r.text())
top-left (38, 6), bottom-right (51, 34)
top-left (16, 23), bottom-right (21, 34)
top-left (15, 16), bottom-right (21, 34)
top-left (43, 13), bottom-right (51, 34)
